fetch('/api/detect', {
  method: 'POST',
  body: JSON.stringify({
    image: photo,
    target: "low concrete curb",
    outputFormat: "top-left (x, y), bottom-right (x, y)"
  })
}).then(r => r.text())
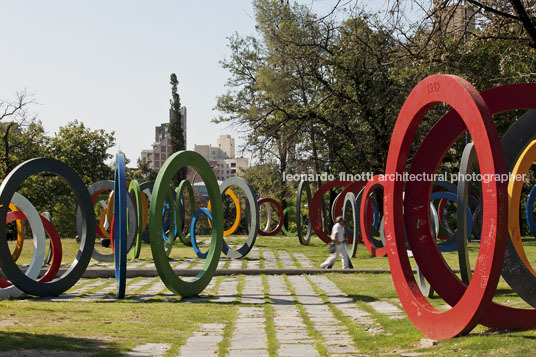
top-left (55, 268), bottom-right (396, 278)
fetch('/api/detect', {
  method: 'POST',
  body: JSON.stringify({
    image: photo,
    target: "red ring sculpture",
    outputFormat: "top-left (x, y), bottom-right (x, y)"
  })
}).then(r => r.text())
top-left (360, 176), bottom-right (387, 258)
top-left (383, 74), bottom-right (507, 339)
top-left (257, 198), bottom-right (284, 236)
top-left (402, 81), bottom-right (536, 337)
top-left (0, 211), bottom-right (62, 288)
top-left (310, 180), bottom-right (351, 244)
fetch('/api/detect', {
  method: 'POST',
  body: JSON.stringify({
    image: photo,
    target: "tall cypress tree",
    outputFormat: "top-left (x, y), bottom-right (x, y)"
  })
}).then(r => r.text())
top-left (169, 73), bottom-right (186, 182)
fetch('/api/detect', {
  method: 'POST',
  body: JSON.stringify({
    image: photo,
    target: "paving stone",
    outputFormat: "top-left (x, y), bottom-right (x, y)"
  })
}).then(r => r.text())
top-left (241, 275), bottom-right (264, 304)
top-left (127, 278), bottom-right (155, 293)
top-left (78, 280), bottom-right (116, 301)
top-left (308, 275), bottom-right (379, 330)
top-left (178, 323), bottom-right (224, 356)
top-left (292, 252), bottom-right (315, 268)
top-left (420, 338), bottom-right (437, 348)
top-left (212, 277), bottom-right (239, 303)
top-left (125, 342), bottom-right (171, 356)
top-left (277, 250), bottom-right (297, 269)
top-left (127, 261), bottom-right (146, 269)
top-left (287, 275), bottom-right (358, 355)
top-left (46, 279), bottom-right (111, 302)
top-left (268, 275), bottom-right (319, 356)
top-left (181, 279), bottom-right (217, 303)
top-left (190, 259), bottom-right (205, 270)
top-left (279, 343), bottom-right (318, 356)
top-left (367, 300), bottom-right (404, 319)
top-left (133, 280), bottom-right (166, 301)
top-left (245, 249), bottom-right (260, 269)
top-left (228, 307), bottom-right (268, 356)
top-left (173, 259), bottom-right (194, 269)
top-left (217, 258), bottom-right (228, 269)
top-left (228, 259), bottom-right (243, 270)
top-left (262, 249), bottom-right (278, 269)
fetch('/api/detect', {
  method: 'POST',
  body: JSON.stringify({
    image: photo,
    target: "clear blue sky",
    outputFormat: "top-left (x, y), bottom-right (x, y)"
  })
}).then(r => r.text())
top-left (0, 1), bottom-right (383, 167)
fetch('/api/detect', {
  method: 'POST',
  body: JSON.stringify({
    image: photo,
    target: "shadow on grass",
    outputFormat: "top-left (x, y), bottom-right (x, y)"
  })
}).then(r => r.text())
top-left (0, 331), bottom-right (120, 355)
top-left (347, 293), bottom-right (378, 302)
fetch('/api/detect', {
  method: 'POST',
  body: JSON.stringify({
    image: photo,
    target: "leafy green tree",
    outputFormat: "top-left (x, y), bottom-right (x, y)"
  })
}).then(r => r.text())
top-left (133, 157), bottom-right (158, 182)
top-left (29, 120), bottom-right (116, 237)
top-left (49, 120), bottom-right (115, 185)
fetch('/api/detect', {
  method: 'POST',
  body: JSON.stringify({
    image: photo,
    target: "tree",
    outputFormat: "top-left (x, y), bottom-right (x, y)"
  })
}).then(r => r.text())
top-left (39, 120), bottom-right (116, 237)
top-left (133, 157), bottom-right (158, 182)
top-left (49, 120), bottom-right (115, 185)
top-left (169, 73), bottom-right (186, 183)
top-left (0, 91), bottom-right (44, 176)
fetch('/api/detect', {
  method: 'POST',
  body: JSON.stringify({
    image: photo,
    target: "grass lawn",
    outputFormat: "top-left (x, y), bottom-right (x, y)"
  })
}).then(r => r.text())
top-left (3, 234), bottom-right (536, 356)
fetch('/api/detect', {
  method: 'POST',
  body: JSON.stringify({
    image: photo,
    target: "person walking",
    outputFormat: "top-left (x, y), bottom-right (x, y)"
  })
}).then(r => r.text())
top-left (320, 216), bottom-right (351, 269)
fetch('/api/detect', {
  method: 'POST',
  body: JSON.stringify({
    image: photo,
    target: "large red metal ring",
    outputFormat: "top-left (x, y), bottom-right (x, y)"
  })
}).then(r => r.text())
top-left (384, 74), bottom-right (507, 339)
top-left (310, 180), bottom-right (351, 244)
top-left (257, 198), bottom-right (283, 236)
top-left (406, 82), bottom-right (536, 332)
top-left (360, 176), bottom-right (387, 257)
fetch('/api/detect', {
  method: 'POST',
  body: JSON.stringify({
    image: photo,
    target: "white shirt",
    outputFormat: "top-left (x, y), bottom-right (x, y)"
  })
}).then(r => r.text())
top-left (331, 223), bottom-right (346, 243)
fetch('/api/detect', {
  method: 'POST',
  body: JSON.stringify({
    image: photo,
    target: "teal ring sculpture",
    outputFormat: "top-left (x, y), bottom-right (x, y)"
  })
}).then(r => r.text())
top-left (190, 207), bottom-right (229, 259)
top-left (191, 208), bottom-right (211, 259)
top-left (113, 153), bottom-right (127, 299)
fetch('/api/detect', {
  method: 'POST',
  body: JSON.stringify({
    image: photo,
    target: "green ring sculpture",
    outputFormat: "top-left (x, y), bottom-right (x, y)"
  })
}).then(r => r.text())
top-left (281, 206), bottom-right (297, 237)
top-left (296, 180), bottom-right (312, 245)
top-left (128, 180), bottom-right (143, 259)
top-left (176, 180), bottom-right (195, 246)
top-left (149, 151), bottom-right (223, 297)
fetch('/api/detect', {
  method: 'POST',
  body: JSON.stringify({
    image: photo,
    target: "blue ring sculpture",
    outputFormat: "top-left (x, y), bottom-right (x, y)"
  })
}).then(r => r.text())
top-left (430, 191), bottom-right (472, 253)
top-left (191, 208), bottom-right (229, 259)
top-left (525, 184), bottom-right (536, 237)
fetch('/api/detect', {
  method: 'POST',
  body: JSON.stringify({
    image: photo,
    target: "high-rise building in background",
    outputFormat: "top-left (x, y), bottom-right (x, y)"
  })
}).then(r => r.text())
top-left (434, 0), bottom-right (476, 41)
top-left (192, 134), bottom-right (248, 182)
top-left (140, 107), bottom-right (186, 171)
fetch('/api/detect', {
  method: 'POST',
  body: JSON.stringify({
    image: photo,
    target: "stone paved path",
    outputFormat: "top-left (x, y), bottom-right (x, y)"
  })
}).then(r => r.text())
top-left (15, 247), bottom-right (409, 356)
top-left (308, 275), bottom-right (379, 332)
top-left (287, 275), bottom-right (359, 355)
top-left (228, 307), bottom-right (269, 356)
top-left (268, 275), bottom-right (318, 356)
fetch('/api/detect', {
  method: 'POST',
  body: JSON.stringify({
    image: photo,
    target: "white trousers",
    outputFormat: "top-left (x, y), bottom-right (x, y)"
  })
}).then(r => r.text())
top-left (320, 243), bottom-right (350, 269)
